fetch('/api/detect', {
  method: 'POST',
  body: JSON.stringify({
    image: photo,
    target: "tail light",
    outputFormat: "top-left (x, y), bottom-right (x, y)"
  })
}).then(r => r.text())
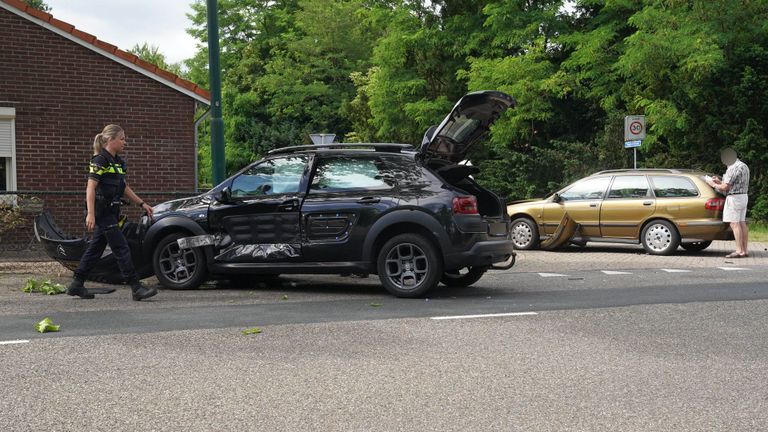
top-left (452, 195), bottom-right (478, 215)
top-left (705, 197), bottom-right (724, 211)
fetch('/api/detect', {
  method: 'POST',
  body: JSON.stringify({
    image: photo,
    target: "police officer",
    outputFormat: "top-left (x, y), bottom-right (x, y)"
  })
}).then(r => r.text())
top-left (67, 124), bottom-right (158, 301)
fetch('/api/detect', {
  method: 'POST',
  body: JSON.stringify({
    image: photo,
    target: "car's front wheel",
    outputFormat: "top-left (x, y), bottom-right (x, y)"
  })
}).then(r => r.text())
top-left (441, 266), bottom-right (487, 287)
top-left (377, 233), bottom-right (442, 298)
top-left (152, 232), bottom-right (208, 290)
top-left (681, 241), bottom-right (712, 252)
top-left (641, 220), bottom-right (680, 255)
top-left (510, 217), bottom-right (539, 250)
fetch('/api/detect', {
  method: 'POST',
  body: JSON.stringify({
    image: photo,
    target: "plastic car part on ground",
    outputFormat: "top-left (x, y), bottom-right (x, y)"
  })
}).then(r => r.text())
top-left (34, 317), bottom-right (60, 333)
top-left (34, 211), bottom-right (154, 284)
top-left (539, 213), bottom-right (580, 251)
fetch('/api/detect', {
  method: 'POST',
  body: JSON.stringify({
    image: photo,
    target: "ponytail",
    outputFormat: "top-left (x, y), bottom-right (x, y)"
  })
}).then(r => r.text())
top-left (93, 124), bottom-right (124, 155)
top-left (93, 133), bottom-right (107, 155)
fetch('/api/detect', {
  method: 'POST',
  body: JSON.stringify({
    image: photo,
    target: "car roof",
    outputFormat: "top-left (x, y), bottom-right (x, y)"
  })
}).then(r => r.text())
top-left (267, 143), bottom-right (415, 156)
top-left (591, 169), bottom-right (707, 176)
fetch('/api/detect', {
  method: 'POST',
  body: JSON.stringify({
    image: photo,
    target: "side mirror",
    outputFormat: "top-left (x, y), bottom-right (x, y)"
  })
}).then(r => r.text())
top-left (218, 186), bottom-right (232, 203)
top-left (552, 193), bottom-right (562, 203)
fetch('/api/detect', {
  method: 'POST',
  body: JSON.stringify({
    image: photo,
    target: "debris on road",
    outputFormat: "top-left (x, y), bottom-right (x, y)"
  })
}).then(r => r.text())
top-left (23, 278), bottom-right (66, 295)
top-left (281, 295), bottom-right (289, 300)
top-left (241, 327), bottom-right (262, 335)
top-left (369, 303), bottom-right (383, 307)
top-left (34, 317), bottom-right (60, 333)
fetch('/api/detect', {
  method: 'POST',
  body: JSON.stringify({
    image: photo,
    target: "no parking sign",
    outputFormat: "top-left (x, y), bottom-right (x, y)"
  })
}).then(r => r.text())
top-left (624, 115), bottom-right (646, 141)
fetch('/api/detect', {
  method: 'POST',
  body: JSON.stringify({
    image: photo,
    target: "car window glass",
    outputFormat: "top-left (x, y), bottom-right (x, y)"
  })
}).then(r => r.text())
top-left (607, 175), bottom-right (651, 199)
top-left (311, 156), bottom-right (394, 191)
top-left (231, 156), bottom-right (308, 198)
top-left (560, 177), bottom-right (611, 201)
top-left (650, 176), bottom-right (699, 198)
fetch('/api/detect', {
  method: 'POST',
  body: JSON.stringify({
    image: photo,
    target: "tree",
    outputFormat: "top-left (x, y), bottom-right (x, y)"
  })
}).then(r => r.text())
top-left (128, 43), bottom-right (183, 75)
top-left (23, 0), bottom-right (50, 12)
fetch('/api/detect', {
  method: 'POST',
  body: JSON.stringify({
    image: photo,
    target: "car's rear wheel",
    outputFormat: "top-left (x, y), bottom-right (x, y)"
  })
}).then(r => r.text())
top-left (441, 266), bottom-right (487, 287)
top-left (681, 241), bottom-right (712, 252)
top-left (377, 233), bottom-right (442, 298)
top-left (152, 232), bottom-right (208, 290)
top-left (510, 217), bottom-right (539, 250)
top-left (641, 220), bottom-right (680, 255)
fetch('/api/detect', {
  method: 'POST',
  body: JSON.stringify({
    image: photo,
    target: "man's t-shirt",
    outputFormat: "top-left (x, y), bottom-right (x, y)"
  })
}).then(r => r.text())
top-left (723, 159), bottom-right (750, 195)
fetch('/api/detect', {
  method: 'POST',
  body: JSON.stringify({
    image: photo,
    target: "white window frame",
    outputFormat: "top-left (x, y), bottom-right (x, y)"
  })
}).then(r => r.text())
top-left (0, 107), bottom-right (17, 205)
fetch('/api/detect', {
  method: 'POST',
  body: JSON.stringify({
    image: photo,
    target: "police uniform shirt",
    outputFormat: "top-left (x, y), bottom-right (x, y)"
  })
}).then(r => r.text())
top-left (723, 159), bottom-right (750, 195)
top-left (88, 149), bottom-right (126, 201)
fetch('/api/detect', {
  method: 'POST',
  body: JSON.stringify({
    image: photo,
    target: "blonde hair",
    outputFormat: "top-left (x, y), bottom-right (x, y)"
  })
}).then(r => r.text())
top-left (93, 124), bottom-right (124, 155)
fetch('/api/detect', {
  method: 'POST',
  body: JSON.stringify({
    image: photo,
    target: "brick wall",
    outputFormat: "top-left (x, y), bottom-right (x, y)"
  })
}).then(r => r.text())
top-left (0, 6), bottom-right (199, 233)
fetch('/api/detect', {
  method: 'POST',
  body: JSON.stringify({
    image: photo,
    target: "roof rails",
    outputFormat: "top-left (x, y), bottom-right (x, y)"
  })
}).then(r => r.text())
top-left (594, 168), bottom-right (696, 175)
top-left (267, 143), bottom-right (415, 155)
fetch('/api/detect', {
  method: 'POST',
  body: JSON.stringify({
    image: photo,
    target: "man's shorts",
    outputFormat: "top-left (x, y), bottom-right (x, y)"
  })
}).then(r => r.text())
top-left (723, 194), bottom-right (748, 222)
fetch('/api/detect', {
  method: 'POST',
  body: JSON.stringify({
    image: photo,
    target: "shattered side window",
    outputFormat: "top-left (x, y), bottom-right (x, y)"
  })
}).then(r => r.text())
top-left (231, 156), bottom-right (308, 198)
top-left (311, 155), bottom-right (394, 191)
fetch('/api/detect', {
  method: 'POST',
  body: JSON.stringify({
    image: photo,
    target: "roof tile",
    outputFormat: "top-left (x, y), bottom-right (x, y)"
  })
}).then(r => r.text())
top-left (49, 17), bottom-right (74, 32)
top-left (24, 5), bottom-right (52, 21)
top-left (134, 57), bottom-right (158, 74)
top-left (94, 39), bottom-right (118, 54)
top-left (71, 28), bottom-right (97, 44)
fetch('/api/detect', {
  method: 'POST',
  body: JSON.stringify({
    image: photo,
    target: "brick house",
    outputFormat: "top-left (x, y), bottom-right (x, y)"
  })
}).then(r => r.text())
top-left (0, 0), bottom-right (210, 236)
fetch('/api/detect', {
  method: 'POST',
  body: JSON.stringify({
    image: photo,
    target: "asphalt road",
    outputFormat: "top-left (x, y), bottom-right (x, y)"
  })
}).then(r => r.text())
top-left (1, 264), bottom-right (767, 431)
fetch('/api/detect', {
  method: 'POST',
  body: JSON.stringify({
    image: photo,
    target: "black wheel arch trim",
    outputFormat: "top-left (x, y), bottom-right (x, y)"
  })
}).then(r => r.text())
top-left (361, 209), bottom-right (452, 264)
top-left (143, 216), bottom-right (214, 263)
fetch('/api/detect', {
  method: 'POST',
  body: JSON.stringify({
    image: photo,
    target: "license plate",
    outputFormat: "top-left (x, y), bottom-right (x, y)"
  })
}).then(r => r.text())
top-left (177, 235), bottom-right (215, 249)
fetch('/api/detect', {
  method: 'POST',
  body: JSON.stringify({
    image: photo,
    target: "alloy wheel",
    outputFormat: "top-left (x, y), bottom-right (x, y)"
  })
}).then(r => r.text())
top-left (158, 242), bottom-right (197, 284)
top-left (384, 243), bottom-right (429, 291)
top-left (511, 221), bottom-right (533, 248)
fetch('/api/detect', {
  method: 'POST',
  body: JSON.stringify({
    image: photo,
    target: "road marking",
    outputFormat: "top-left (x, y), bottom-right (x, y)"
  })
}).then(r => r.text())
top-left (601, 270), bottom-right (632, 275)
top-left (0, 340), bottom-right (30, 346)
top-left (431, 312), bottom-right (538, 321)
top-left (538, 272), bottom-right (568, 277)
top-left (660, 269), bottom-right (692, 273)
top-left (718, 267), bottom-right (750, 271)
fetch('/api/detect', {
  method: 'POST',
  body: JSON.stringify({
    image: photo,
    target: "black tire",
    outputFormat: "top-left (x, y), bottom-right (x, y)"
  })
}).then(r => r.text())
top-left (377, 233), bottom-right (442, 298)
top-left (681, 241), bottom-right (712, 252)
top-left (641, 220), bottom-right (681, 256)
top-left (510, 217), bottom-right (539, 250)
top-left (152, 232), bottom-right (208, 290)
top-left (441, 266), bottom-right (487, 288)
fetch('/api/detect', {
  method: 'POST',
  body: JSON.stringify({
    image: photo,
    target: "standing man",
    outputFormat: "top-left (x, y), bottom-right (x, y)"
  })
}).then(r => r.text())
top-left (707, 147), bottom-right (750, 258)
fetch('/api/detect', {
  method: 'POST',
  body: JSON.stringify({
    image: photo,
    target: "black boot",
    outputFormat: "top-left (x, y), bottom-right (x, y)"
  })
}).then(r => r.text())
top-left (130, 279), bottom-right (157, 301)
top-left (67, 277), bottom-right (94, 299)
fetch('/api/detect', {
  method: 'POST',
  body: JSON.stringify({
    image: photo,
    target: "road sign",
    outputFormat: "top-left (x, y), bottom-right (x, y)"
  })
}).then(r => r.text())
top-left (624, 115), bottom-right (646, 141)
top-left (624, 140), bottom-right (642, 149)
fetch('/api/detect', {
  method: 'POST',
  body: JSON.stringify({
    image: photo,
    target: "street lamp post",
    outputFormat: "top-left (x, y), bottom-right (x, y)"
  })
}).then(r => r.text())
top-left (206, 0), bottom-right (225, 185)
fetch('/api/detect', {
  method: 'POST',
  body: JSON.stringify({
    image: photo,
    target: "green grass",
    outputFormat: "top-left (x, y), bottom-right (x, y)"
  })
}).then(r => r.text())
top-left (749, 222), bottom-right (768, 242)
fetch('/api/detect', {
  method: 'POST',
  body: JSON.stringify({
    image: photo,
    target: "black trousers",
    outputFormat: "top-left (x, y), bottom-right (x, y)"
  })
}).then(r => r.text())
top-left (73, 209), bottom-right (136, 283)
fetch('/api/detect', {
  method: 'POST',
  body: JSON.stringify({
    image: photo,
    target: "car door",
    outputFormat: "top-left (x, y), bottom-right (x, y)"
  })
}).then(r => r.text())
top-left (541, 176), bottom-right (612, 238)
top-left (300, 154), bottom-right (400, 263)
top-left (599, 175), bottom-right (656, 239)
top-left (208, 155), bottom-right (310, 263)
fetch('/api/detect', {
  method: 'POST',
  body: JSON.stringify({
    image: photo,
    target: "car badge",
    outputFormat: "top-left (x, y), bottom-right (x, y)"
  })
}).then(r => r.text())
top-left (57, 244), bottom-right (66, 257)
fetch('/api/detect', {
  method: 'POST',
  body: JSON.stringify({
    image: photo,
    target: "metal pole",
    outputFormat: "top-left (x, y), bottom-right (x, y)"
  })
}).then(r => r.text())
top-left (206, 0), bottom-right (225, 185)
top-left (634, 148), bottom-right (637, 169)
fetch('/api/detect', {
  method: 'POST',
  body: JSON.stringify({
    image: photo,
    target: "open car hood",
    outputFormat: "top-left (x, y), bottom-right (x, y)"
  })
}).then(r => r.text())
top-left (419, 91), bottom-right (515, 163)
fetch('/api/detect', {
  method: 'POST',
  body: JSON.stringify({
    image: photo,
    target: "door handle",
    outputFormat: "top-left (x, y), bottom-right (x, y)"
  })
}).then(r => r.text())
top-left (589, 203), bottom-right (597, 208)
top-left (643, 201), bottom-right (653, 206)
top-left (278, 199), bottom-right (299, 211)
top-left (357, 197), bottom-right (381, 204)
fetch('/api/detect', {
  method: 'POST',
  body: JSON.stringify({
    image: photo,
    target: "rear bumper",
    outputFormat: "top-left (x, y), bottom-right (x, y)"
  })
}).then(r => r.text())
top-left (444, 239), bottom-right (516, 270)
top-left (678, 220), bottom-right (734, 241)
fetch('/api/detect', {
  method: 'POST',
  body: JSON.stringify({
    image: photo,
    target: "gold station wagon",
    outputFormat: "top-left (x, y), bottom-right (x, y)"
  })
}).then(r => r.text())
top-left (506, 169), bottom-right (732, 255)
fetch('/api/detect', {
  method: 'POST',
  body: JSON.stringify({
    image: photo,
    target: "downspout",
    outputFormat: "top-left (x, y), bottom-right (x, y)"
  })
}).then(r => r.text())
top-left (194, 107), bottom-right (211, 193)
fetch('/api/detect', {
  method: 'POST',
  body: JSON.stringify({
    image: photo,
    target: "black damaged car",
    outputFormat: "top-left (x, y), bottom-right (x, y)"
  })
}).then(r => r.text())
top-left (38, 91), bottom-right (517, 297)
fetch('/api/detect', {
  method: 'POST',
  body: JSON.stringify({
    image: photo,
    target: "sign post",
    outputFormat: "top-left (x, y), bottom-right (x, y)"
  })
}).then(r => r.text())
top-left (624, 115), bottom-right (646, 169)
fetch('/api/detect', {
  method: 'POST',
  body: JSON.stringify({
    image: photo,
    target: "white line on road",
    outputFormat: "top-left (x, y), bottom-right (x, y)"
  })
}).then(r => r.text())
top-left (538, 272), bottom-right (568, 277)
top-left (661, 269), bottom-right (692, 273)
top-left (601, 270), bottom-right (633, 275)
top-left (431, 312), bottom-right (538, 320)
top-left (718, 267), bottom-right (750, 271)
top-left (0, 340), bottom-right (30, 346)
